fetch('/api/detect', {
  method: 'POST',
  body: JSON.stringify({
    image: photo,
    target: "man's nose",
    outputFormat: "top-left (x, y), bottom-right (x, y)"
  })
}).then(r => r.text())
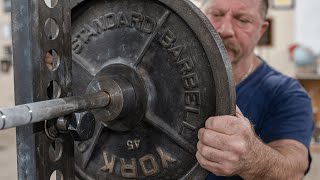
top-left (217, 18), bottom-right (235, 38)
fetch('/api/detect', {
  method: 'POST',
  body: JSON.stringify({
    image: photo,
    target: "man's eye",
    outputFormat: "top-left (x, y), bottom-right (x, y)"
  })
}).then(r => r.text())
top-left (213, 14), bottom-right (222, 17)
top-left (239, 19), bottom-right (250, 23)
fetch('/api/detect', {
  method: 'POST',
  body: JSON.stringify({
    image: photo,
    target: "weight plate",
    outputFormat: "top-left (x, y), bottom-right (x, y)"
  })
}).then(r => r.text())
top-left (71, 0), bottom-right (236, 179)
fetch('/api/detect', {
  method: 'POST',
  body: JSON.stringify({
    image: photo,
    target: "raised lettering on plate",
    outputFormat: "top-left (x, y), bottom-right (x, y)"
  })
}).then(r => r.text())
top-left (127, 139), bottom-right (141, 150)
top-left (104, 13), bottom-right (117, 29)
top-left (156, 147), bottom-right (176, 168)
top-left (177, 57), bottom-right (194, 75)
top-left (182, 73), bottom-right (199, 90)
top-left (141, 16), bottom-right (156, 33)
top-left (92, 18), bottom-right (106, 33)
top-left (168, 45), bottom-right (184, 60)
top-left (120, 158), bottom-right (138, 178)
top-left (159, 29), bottom-right (176, 48)
top-left (100, 151), bottom-right (116, 173)
top-left (118, 12), bottom-right (129, 26)
top-left (139, 154), bottom-right (159, 176)
top-left (131, 12), bottom-right (143, 30)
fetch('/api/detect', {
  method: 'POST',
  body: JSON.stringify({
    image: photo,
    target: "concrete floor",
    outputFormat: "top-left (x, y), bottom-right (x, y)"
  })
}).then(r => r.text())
top-left (0, 69), bottom-right (319, 179)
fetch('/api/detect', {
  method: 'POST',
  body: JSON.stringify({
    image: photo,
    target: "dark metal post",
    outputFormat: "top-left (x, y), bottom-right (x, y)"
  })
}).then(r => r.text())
top-left (12, 0), bottom-right (74, 179)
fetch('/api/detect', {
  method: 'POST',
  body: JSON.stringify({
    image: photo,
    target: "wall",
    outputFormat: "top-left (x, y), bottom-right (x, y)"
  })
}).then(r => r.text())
top-left (296, 0), bottom-right (320, 53)
top-left (0, 1), bottom-right (17, 179)
top-left (255, 9), bottom-right (296, 77)
top-left (0, 70), bottom-right (17, 180)
top-left (0, 0), bottom-right (11, 60)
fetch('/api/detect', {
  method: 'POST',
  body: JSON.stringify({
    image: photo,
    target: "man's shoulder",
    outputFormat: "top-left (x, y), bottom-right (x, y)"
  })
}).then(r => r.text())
top-left (258, 62), bottom-right (303, 95)
top-left (237, 60), bottom-right (310, 108)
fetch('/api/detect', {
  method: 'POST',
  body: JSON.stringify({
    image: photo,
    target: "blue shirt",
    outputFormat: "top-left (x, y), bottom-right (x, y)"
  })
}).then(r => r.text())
top-left (207, 60), bottom-right (314, 180)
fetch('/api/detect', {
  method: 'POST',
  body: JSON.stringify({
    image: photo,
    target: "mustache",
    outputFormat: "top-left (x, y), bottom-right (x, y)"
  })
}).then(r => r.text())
top-left (223, 40), bottom-right (240, 54)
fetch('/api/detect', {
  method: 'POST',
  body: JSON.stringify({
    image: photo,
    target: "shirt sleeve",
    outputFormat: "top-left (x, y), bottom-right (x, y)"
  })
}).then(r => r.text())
top-left (259, 78), bottom-right (314, 149)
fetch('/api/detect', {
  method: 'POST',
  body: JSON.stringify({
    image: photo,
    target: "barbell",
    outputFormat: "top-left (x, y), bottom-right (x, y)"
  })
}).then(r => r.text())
top-left (5, 0), bottom-right (236, 179)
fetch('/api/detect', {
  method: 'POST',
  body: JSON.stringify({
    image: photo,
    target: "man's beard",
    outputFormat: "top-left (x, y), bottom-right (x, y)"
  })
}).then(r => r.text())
top-left (223, 40), bottom-right (241, 63)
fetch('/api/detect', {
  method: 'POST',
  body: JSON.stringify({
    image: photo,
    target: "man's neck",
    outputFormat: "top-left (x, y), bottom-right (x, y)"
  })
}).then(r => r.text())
top-left (232, 54), bottom-right (261, 85)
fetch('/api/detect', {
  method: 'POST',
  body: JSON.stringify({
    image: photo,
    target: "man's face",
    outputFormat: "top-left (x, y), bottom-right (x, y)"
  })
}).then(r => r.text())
top-left (204, 0), bottom-right (268, 64)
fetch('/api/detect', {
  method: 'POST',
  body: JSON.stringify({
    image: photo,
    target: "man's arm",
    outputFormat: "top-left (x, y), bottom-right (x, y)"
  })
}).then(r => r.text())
top-left (196, 107), bottom-right (309, 179)
top-left (240, 139), bottom-right (308, 179)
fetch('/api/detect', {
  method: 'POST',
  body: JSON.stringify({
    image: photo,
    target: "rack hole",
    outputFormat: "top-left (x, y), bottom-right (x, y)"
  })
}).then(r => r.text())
top-left (45, 49), bottom-right (60, 71)
top-left (44, 0), bottom-right (58, 8)
top-left (47, 80), bottom-right (61, 99)
top-left (44, 18), bottom-right (59, 40)
top-left (49, 139), bottom-right (63, 162)
top-left (50, 170), bottom-right (63, 180)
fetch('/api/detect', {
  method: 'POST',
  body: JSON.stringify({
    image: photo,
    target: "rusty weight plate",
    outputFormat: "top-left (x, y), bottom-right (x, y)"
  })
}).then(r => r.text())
top-left (71, 0), bottom-right (236, 179)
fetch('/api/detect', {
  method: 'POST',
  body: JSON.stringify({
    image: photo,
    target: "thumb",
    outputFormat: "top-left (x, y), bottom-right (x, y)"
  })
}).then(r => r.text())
top-left (235, 105), bottom-right (244, 118)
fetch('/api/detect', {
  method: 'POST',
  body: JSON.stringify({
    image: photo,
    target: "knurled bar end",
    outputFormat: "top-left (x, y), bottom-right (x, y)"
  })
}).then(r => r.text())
top-left (0, 110), bottom-right (6, 130)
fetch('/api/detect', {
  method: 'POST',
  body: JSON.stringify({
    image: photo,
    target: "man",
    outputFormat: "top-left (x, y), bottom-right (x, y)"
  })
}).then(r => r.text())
top-left (196, 0), bottom-right (314, 179)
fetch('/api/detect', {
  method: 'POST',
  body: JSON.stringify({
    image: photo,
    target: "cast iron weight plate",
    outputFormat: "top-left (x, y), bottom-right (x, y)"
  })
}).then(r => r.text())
top-left (71, 0), bottom-right (235, 179)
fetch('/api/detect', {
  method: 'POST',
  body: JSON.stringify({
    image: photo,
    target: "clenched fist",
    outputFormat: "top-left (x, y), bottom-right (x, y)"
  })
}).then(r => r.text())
top-left (196, 106), bottom-right (259, 176)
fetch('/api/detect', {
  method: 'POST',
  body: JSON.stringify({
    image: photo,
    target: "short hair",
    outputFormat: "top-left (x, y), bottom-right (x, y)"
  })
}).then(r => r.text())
top-left (201, 0), bottom-right (269, 19)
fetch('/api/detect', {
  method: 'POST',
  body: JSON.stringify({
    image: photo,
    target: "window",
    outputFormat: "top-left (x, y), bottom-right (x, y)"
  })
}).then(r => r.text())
top-left (1, 45), bottom-right (12, 72)
top-left (2, 24), bottom-right (11, 40)
top-left (4, 46), bottom-right (12, 56)
top-left (257, 18), bottom-right (273, 46)
top-left (4, 0), bottom-right (11, 12)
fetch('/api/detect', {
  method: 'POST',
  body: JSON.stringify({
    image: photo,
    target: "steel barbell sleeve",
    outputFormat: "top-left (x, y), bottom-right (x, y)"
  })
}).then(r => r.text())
top-left (0, 91), bottom-right (110, 130)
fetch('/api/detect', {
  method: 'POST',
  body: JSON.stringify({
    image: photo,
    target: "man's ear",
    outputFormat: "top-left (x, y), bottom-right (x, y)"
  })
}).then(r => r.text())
top-left (259, 20), bottom-right (269, 39)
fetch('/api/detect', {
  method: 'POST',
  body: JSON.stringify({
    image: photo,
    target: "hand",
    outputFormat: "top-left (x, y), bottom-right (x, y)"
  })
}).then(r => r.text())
top-left (196, 106), bottom-right (259, 176)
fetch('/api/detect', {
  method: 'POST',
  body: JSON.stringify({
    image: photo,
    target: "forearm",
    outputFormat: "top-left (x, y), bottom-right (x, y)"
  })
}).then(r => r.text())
top-left (197, 111), bottom-right (310, 179)
top-left (239, 138), bottom-right (307, 180)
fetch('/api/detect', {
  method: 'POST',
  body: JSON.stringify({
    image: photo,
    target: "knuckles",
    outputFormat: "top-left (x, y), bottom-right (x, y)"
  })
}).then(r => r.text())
top-left (220, 163), bottom-right (238, 176)
top-left (196, 151), bottom-right (210, 169)
top-left (205, 116), bottom-right (238, 129)
top-left (196, 115), bottom-right (256, 176)
top-left (232, 140), bottom-right (248, 155)
top-left (197, 142), bottom-right (217, 162)
top-left (226, 153), bottom-right (240, 164)
top-left (197, 141), bottom-right (206, 154)
top-left (196, 142), bottom-right (243, 176)
top-left (198, 128), bottom-right (213, 145)
top-left (212, 158), bottom-right (240, 176)
top-left (210, 162), bottom-right (238, 177)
